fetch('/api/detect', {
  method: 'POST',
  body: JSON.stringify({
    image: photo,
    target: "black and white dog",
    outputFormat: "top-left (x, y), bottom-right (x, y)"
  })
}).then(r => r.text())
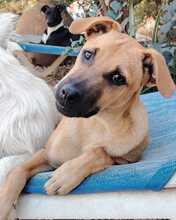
top-left (41, 4), bottom-right (80, 46)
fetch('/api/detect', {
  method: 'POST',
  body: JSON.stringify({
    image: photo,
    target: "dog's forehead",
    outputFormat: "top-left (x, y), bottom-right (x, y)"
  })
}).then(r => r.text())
top-left (48, 6), bottom-right (57, 12)
top-left (84, 31), bottom-right (142, 53)
top-left (52, 6), bottom-right (57, 11)
top-left (78, 31), bottom-right (144, 81)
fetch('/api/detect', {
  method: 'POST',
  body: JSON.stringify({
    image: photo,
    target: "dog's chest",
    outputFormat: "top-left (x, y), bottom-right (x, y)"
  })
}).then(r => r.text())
top-left (50, 106), bottom-right (148, 163)
top-left (82, 129), bottom-right (134, 157)
top-left (42, 26), bottom-right (72, 46)
top-left (42, 32), bottom-right (48, 44)
top-left (42, 23), bottom-right (64, 44)
top-left (80, 115), bottom-right (148, 157)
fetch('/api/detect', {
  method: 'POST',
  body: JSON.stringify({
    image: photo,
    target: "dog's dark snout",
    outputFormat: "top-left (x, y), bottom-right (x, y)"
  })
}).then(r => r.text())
top-left (57, 84), bottom-right (82, 106)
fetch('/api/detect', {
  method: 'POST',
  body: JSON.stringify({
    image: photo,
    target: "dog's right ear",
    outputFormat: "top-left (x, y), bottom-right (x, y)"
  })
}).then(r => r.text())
top-left (41, 5), bottom-right (50, 14)
top-left (142, 48), bottom-right (176, 98)
top-left (69, 16), bottom-right (121, 39)
top-left (56, 4), bottom-right (66, 13)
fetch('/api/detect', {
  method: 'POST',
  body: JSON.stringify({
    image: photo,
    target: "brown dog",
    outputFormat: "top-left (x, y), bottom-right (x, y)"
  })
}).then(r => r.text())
top-left (0, 16), bottom-right (175, 219)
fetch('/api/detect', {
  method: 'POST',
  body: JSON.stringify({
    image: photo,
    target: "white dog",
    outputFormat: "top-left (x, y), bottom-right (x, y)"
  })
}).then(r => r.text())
top-left (0, 13), bottom-right (59, 187)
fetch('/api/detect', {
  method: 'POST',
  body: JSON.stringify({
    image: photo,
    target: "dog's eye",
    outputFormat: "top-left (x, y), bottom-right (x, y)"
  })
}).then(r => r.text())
top-left (81, 49), bottom-right (97, 64)
top-left (103, 69), bottom-right (127, 86)
top-left (111, 73), bottom-right (126, 86)
top-left (83, 50), bottom-right (94, 60)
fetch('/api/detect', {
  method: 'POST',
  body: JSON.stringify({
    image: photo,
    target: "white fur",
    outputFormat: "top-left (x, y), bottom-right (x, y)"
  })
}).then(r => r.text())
top-left (7, 41), bottom-right (23, 54)
top-left (0, 155), bottom-right (31, 185)
top-left (0, 13), bottom-right (59, 185)
top-left (0, 13), bottom-right (18, 49)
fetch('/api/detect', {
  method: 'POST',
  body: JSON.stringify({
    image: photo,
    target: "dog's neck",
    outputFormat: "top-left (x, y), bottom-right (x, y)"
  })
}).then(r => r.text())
top-left (95, 94), bottom-right (141, 129)
top-left (47, 22), bottom-right (64, 35)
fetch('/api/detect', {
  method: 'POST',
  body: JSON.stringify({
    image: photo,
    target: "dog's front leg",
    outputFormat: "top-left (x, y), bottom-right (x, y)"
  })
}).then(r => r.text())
top-left (0, 149), bottom-right (50, 220)
top-left (45, 147), bottom-right (113, 195)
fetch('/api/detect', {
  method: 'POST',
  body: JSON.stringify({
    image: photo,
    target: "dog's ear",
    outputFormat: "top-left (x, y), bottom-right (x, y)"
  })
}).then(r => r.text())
top-left (41, 5), bottom-right (50, 14)
top-left (69, 16), bottom-right (121, 39)
top-left (143, 48), bottom-right (175, 97)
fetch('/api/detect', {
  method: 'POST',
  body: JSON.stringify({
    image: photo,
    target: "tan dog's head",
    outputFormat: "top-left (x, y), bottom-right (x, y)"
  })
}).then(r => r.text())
top-left (55, 16), bottom-right (175, 118)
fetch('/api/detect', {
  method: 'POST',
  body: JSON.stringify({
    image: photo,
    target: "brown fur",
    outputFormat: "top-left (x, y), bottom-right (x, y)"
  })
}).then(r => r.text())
top-left (0, 16), bottom-right (175, 219)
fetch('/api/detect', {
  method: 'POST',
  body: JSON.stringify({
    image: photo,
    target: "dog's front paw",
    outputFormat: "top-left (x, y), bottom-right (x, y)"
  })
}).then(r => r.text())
top-left (44, 160), bottom-right (85, 195)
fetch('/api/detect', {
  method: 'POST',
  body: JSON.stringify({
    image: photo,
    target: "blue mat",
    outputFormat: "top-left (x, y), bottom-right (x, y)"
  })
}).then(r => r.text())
top-left (24, 92), bottom-right (176, 194)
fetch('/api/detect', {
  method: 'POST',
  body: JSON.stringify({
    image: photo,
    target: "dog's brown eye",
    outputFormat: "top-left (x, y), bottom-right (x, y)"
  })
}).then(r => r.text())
top-left (103, 68), bottom-right (126, 86)
top-left (111, 73), bottom-right (126, 86)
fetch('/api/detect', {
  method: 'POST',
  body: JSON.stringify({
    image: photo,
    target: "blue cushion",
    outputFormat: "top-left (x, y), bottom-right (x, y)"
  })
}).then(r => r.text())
top-left (24, 92), bottom-right (176, 194)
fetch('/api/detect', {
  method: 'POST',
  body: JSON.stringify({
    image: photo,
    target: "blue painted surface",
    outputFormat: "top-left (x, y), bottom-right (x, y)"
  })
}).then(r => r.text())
top-left (24, 92), bottom-right (176, 194)
top-left (19, 43), bottom-right (80, 56)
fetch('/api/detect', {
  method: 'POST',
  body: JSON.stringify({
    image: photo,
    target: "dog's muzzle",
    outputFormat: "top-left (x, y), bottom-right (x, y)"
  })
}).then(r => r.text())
top-left (55, 83), bottom-right (100, 118)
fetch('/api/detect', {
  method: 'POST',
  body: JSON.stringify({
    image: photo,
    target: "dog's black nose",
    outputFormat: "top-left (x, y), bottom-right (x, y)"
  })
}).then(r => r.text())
top-left (56, 84), bottom-right (82, 106)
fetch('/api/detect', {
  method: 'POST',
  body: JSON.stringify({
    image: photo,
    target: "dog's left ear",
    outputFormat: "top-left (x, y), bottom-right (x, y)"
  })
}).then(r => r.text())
top-left (143, 48), bottom-right (175, 98)
top-left (41, 5), bottom-right (50, 14)
top-left (69, 16), bottom-right (121, 39)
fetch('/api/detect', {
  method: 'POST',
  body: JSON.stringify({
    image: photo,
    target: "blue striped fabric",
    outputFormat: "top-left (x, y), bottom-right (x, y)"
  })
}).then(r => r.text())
top-left (24, 92), bottom-right (176, 194)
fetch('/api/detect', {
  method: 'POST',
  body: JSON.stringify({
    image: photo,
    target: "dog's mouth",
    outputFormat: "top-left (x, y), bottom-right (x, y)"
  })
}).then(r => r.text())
top-left (56, 101), bottom-right (100, 118)
top-left (47, 21), bottom-right (57, 27)
top-left (55, 80), bottom-right (102, 118)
